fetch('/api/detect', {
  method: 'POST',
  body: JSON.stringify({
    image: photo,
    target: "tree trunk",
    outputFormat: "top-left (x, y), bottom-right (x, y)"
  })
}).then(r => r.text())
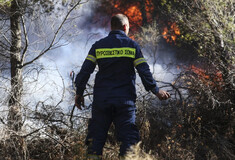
top-left (7, 1), bottom-right (28, 159)
top-left (8, 0), bottom-right (23, 132)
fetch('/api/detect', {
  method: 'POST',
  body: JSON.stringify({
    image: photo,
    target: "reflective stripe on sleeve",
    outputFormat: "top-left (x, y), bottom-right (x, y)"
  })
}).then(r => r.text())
top-left (134, 58), bottom-right (147, 67)
top-left (96, 47), bottom-right (136, 59)
top-left (86, 55), bottom-right (96, 63)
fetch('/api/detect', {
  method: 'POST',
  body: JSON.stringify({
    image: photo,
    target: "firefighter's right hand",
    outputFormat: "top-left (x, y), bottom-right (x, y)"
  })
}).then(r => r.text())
top-left (156, 90), bottom-right (171, 101)
top-left (75, 95), bottom-right (84, 110)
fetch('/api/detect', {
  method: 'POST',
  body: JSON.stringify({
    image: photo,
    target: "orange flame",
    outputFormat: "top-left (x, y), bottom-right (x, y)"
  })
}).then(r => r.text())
top-left (145, 0), bottom-right (154, 22)
top-left (171, 22), bottom-right (180, 35)
top-left (113, 1), bottom-right (142, 31)
top-left (162, 27), bottom-right (169, 42)
top-left (112, 0), bottom-right (180, 42)
top-left (145, 0), bottom-right (154, 12)
top-left (129, 35), bottom-right (135, 40)
top-left (162, 22), bottom-right (180, 43)
top-left (124, 5), bottom-right (143, 27)
top-left (191, 65), bottom-right (210, 79)
top-left (190, 65), bottom-right (223, 90)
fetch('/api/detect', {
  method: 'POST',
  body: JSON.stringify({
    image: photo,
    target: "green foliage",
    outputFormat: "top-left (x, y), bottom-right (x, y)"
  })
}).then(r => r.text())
top-left (159, 0), bottom-right (234, 54)
top-left (154, 0), bottom-right (235, 159)
top-left (131, 0), bottom-right (235, 159)
top-left (0, 0), bottom-right (12, 9)
top-left (0, 0), bottom-right (12, 6)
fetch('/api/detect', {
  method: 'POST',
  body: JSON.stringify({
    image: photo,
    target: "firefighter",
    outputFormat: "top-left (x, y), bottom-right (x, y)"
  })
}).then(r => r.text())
top-left (75, 14), bottom-right (170, 159)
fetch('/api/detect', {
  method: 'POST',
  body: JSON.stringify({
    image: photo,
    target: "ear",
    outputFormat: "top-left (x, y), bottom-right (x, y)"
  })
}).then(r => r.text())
top-left (123, 24), bottom-right (127, 31)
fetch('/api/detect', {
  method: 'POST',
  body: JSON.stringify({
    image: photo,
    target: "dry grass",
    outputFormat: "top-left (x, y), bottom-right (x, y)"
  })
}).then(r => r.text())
top-left (125, 142), bottom-right (156, 160)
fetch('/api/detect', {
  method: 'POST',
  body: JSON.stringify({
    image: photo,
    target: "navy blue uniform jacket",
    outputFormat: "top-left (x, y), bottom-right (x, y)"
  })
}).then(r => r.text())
top-left (75, 30), bottom-right (159, 105)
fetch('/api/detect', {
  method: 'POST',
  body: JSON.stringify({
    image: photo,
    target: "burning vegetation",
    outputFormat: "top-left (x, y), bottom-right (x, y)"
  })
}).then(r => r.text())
top-left (0, 0), bottom-right (234, 160)
top-left (96, 0), bottom-right (181, 43)
top-left (92, 0), bottom-right (235, 159)
top-left (162, 22), bottom-right (181, 43)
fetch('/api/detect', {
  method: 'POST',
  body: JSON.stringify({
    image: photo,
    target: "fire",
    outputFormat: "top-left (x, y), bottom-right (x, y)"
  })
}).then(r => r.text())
top-left (145, 0), bottom-right (154, 22)
top-left (162, 27), bottom-right (169, 42)
top-left (190, 65), bottom-right (223, 89)
top-left (145, 0), bottom-right (154, 12)
top-left (129, 35), bottom-right (135, 40)
top-left (112, 0), bottom-right (152, 31)
top-left (111, 0), bottom-right (180, 42)
top-left (171, 22), bottom-right (180, 35)
top-left (191, 65), bottom-right (210, 80)
top-left (162, 22), bottom-right (181, 43)
top-left (124, 5), bottom-right (142, 27)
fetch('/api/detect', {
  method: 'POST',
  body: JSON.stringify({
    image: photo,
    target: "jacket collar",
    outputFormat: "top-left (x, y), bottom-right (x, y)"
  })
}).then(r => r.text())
top-left (109, 30), bottom-right (127, 36)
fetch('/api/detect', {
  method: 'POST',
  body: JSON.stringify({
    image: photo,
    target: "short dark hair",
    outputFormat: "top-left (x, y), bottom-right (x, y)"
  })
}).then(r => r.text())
top-left (111, 14), bottom-right (129, 30)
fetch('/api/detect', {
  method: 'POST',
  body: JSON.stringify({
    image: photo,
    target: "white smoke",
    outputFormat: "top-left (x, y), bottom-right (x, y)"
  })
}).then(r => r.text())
top-left (23, 1), bottom-right (109, 111)
top-left (0, 0), bottom-right (179, 124)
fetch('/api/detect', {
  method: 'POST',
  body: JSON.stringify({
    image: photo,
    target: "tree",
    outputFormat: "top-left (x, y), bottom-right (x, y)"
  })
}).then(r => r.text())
top-left (0, 0), bottom-right (83, 159)
top-left (0, 0), bottom-right (81, 131)
top-left (156, 0), bottom-right (235, 159)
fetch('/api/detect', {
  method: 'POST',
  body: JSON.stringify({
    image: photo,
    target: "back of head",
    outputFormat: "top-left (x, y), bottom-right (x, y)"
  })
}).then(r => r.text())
top-left (111, 14), bottom-right (129, 31)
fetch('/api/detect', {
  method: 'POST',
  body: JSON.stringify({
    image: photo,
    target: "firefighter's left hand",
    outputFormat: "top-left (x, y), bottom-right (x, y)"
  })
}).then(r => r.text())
top-left (75, 95), bottom-right (84, 110)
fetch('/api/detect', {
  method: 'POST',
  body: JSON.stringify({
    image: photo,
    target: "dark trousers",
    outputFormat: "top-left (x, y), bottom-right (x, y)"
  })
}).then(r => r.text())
top-left (85, 102), bottom-right (140, 156)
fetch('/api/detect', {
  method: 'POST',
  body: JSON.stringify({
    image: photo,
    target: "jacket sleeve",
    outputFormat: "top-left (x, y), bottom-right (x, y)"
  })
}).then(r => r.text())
top-left (134, 44), bottom-right (159, 94)
top-left (75, 44), bottom-right (96, 95)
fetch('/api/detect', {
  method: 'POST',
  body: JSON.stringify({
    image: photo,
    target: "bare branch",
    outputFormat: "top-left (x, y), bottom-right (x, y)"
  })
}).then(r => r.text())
top-left (22, 127), bottom-right (44, 138)
top-left (20, 15), bottom-right (28, 65)
top-left (22, 0), bottom-right (82, 68)
top-left (2, 34), bottom-right (11, 46)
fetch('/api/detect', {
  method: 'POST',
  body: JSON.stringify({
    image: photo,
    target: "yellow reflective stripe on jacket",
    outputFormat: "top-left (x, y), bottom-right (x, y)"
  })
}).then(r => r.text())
top-left (86, 55), bottom-right (96, 63)
top-left (134, 58), bottom-right (147, 67)
top-left (96, 47), bottom-right (136, 59)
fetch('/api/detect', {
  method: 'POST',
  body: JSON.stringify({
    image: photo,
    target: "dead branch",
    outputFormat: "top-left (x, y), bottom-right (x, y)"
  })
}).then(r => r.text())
top-left (21, 0), bottom-right (82, 68)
